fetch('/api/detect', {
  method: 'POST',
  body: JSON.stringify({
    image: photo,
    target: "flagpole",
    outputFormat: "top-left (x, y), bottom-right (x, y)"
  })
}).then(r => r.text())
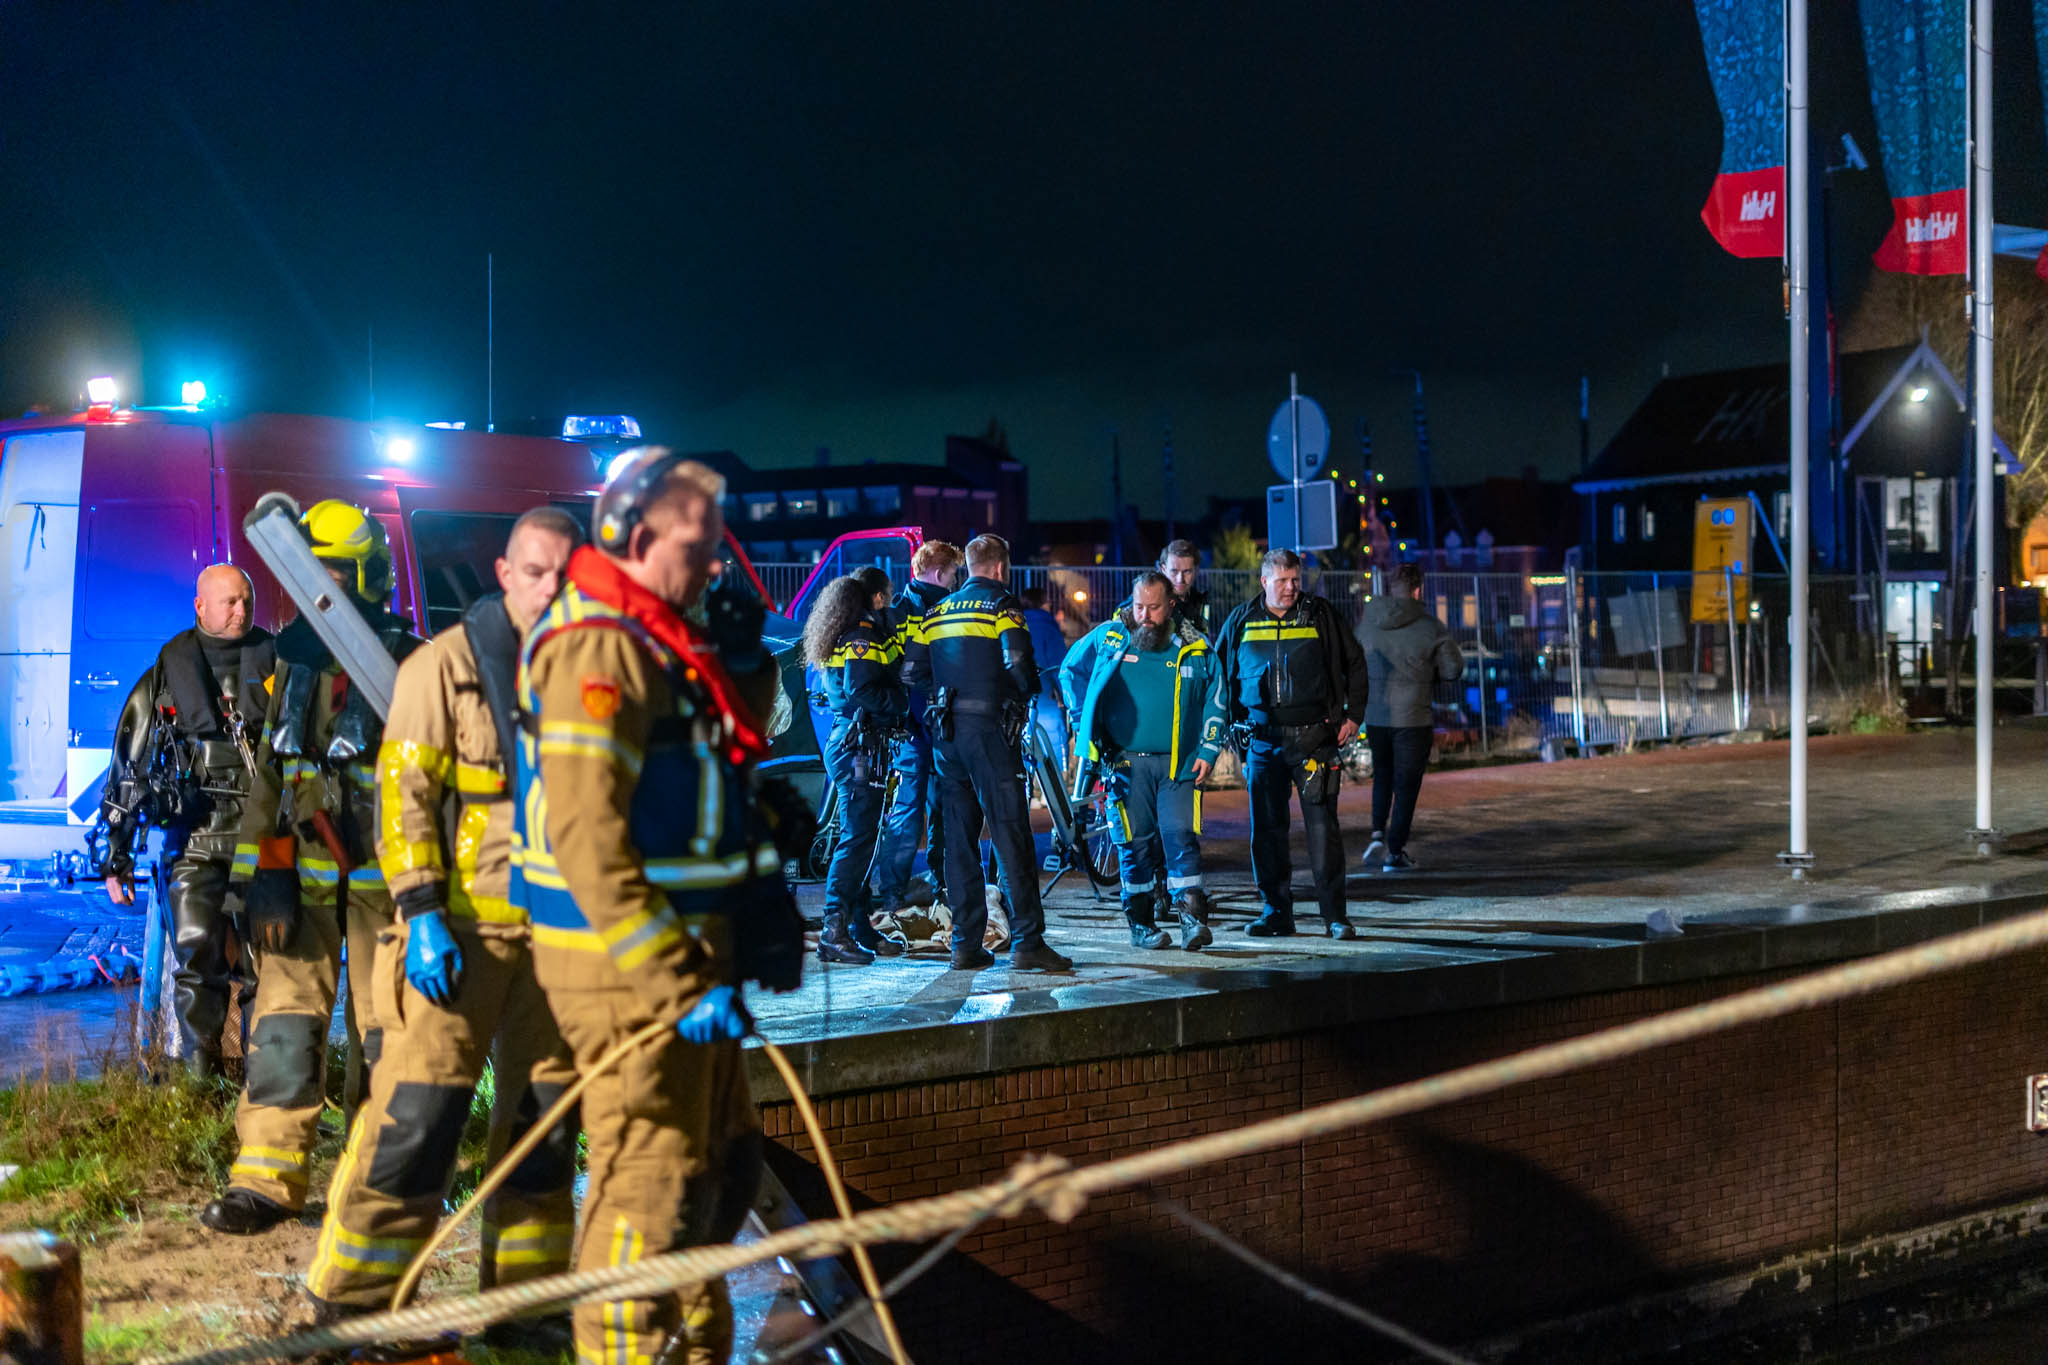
top-left (1780, 0), bottom-right (1814, 871)
top-left (1969, 0), bottom-right (1997, 849)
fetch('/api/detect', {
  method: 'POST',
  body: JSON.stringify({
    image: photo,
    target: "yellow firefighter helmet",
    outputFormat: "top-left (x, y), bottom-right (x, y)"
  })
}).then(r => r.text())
top-left (300, 499), bottom-right (393, 602)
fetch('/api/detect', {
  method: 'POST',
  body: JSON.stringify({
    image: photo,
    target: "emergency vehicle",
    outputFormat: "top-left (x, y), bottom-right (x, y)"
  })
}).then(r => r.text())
top-left (0, 393), bottom-right (909, 875)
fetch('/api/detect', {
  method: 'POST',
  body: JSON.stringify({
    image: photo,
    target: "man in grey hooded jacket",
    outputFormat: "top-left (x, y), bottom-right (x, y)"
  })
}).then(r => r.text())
top-left (1354, 563), bottom-right (1463, 870)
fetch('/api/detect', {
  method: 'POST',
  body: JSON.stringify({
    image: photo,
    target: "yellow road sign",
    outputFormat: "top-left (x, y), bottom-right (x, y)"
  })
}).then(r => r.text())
top-left (1691, 497), bottom-right (1753, 623)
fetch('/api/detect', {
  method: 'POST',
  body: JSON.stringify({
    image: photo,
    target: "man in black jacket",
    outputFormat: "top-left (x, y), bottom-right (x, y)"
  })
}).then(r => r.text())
top-left (95, 564), bottom-right (275, 1078)
top-left (903, 534), bottom-right (1072, 972)
top-left (1215, 550), bottom-right (1367, 939)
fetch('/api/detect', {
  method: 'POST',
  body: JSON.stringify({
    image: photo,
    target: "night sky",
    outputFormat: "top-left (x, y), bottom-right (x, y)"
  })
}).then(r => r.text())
top-left (3, 2), bottom-right (2043, 524)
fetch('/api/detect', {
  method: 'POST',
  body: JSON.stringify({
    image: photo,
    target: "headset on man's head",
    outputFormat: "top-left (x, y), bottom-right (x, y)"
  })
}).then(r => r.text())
top-left (594, 446), bottom-right (689, 554)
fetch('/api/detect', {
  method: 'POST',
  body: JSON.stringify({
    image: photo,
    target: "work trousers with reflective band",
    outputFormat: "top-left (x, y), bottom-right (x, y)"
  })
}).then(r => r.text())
top-left (1102, 752), bottom-right (1202, 910)
top-left (306, 921), bottom-right (578, 1307)
top-left (936, 715), bottom-right (1048, 955)
top-left (550, 984), bottom-right (761, 1365)
top-left (872, 724), bottom-right (946, 904)
top-left (1245, 732), bottom-right (1347, 924)
top-left (821, 725), bottom-right (888, 932)
top-left (226, 875), bottom-right (393, 1210)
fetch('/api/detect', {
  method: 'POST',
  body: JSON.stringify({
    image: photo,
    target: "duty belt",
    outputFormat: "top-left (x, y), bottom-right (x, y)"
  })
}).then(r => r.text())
top-left (948, 697), bottom-right (1008, 717)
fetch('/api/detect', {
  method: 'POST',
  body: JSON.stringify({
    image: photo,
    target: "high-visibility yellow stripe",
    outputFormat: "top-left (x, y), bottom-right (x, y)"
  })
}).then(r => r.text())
top-left (1193, 789), bottom-right (1203, 835)
top-left (532, 923), bottom-right (606, 953)
top-left (1239, 623), bottom-right (1319, 640)
top-left (923, 619), bottom-right (1005, 641)
top-left (453, 761), bottom-right (504, 795)
top-left (539, 721), bottom-right (643, 775)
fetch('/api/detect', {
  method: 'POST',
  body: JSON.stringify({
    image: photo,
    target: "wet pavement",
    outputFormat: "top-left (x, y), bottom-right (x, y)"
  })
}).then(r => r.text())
top-left (8, 726), bottom-right (2048, 1084)
top-left (752, 726), bottom-right (2048, 1050)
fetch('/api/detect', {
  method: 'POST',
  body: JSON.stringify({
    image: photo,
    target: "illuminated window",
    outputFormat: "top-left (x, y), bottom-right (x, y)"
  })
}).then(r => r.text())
top-left (784, 492), bottom-right (819, 518)
top-left (862, 486), bottom-right (901, 516)
top-left (1773, 490), bottom-right (1790, 540)
top-left (743, 493), bottom-right (779, 523)
top-left (1612, 504), bottom-right (1626, 544)
top-left (1640, 506), bottom-right (1656, 540)
top-left (824, 488), bottom-right (859, 518)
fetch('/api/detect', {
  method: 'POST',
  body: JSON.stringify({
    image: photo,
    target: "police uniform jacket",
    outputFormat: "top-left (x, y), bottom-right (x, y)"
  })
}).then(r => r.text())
top-left (234, 609), bottom-right (423, 894)
top-left (1215, 593), bottom-right (1367, 732)
top-left (99, 626), bottom-right (275, 876)
top-left (823, 612), bottom-right (908, 722)
top-left (904, 574), bottom-right (1038, 705)
top-left (510, 546), bottom-right (782, 1021)
top-left (375, 594), bottom-right (526, 926)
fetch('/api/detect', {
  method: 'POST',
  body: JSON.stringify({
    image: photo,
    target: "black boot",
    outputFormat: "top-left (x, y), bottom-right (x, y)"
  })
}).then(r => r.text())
top-left (200, 1187), bottom-right (296, 1235)
top-left (1174, 889), bottom-right (1214, 951)
top-left (847, 912), bottom-right (906, 958)
top-left (817, 916), bottom-right (875, 966)
top-left (1124, 898), bottom-right (1171, 950)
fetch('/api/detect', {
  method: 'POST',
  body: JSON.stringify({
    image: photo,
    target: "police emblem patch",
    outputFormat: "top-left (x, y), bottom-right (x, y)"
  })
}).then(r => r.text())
top-left (581, 675), bottom-right (621, 720)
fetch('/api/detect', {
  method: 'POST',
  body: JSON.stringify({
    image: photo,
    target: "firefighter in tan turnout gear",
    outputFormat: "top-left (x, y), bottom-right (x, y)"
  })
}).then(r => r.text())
top-left (510, 450), bottom-right (803, 1365)
top-left (203, 501), bottom-right (424, 1236)
top-left (304, 507), bottom-right (582, 1338)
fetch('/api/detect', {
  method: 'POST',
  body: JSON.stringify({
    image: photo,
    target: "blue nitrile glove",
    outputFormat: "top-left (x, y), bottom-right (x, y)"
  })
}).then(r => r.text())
top-left (404, 909), bottom-right (464, 1006)
top-left (676, 985), bottom-right (753, 1044)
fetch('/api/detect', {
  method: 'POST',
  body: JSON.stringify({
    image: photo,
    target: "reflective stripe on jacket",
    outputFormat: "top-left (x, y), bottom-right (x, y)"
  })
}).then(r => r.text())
top-left (375, 619), bottom-right (521, 924)
top-left (902, 575), bottom-right (1038, 704)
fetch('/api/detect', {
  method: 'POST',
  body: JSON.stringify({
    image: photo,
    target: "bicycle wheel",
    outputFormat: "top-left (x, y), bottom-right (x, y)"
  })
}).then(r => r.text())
top-left (1078, 797), bottom-right (1120, 889)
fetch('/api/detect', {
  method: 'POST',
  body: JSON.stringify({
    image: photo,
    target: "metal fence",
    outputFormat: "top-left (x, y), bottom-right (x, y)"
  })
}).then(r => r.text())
top-left (750, 562), bottom-right (1905, 757)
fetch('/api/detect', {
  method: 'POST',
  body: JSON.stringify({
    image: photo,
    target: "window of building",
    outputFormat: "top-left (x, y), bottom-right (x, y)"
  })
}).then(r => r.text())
top-left (783, 492), bottom-right (819, 518)
top-left (824, 487), bottom-right (859, 518)
top-left (862, 486), bottom-right (901, 516)
top-left (1773, 490), bottom-right (1790, 541)
top-left (1884, 477), bottom-right (1944, 555)
top-left (1612, 504), bottom-right (1627, 544)
top-left (743, 492), bottom-right (779, 523)
top-left (750, 540), bottom-right (788, 562)
top-left (1640, 506), bottom-right (1656, 540)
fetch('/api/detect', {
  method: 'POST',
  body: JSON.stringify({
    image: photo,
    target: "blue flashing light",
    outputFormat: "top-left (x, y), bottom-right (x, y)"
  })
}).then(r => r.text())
top-left (86, 376), bottom-right (118, 405)
top-left (425, 420), bottom-right (466, 430)
top-left (385, 435), bottom-right (418, 464)
top-left (180, 380), bottom-right (207, 406)
top-left (563, 414), bottom-right (643, 441)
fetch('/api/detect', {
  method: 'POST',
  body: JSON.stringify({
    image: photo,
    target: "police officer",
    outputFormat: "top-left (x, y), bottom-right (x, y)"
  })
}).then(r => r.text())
top-left (1061, 571), bottom-right (1226, 951)
top-left (511, 449), bottom-right (797, 1365)
top-left (905, 534), bottom-right (1072, 972)
top-left (1215, 549), bottom-right (1367, 940)
top-left (203, 502), bottom-right (424, 1235)
top-left (871, 540), bottom-right (961, 921)
top-left (1157, 538), bottom-right (1215, 637)
top-left (305, 507), bottom-right (582, 1338)
top-left (805, 572), bottom-right (909, 965)
top-left (95, 564), bottom-right (274, 1079)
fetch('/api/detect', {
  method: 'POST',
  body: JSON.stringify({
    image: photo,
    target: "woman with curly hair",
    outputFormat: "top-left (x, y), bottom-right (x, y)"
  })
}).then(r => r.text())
top-left (804, 570), bottom-right (909, 964)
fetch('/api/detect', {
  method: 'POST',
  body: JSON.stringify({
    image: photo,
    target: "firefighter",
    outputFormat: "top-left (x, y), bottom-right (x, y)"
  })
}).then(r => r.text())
top-left (871, 539), bottom-right (961, 924)
top-left (1215, 549), bottom-right (1368, 939)
top-left (904, 534), bottom-right (1072, 973)
top-left (202, 501), bottom-right (424, 1236)
top-left (510, 449), bottom-right (798, 1365)
top-left (94, 564), bottom-right (274, 1078)
top-left (804, 572), bottom-right (909, 965)
top-left (303, 507), bottom-right (582, 1337)
top-left (1061, 570), bottom-right (1226, 950)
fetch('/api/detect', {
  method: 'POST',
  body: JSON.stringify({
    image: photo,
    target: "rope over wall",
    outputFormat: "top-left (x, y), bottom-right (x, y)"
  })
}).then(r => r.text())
top-left (145, 905), bottom-right (2048, 1365)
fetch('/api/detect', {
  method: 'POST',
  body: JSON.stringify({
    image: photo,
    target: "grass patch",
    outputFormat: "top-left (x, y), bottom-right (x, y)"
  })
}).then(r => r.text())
top-left (0, 1066), bottom-right (238, 1239)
